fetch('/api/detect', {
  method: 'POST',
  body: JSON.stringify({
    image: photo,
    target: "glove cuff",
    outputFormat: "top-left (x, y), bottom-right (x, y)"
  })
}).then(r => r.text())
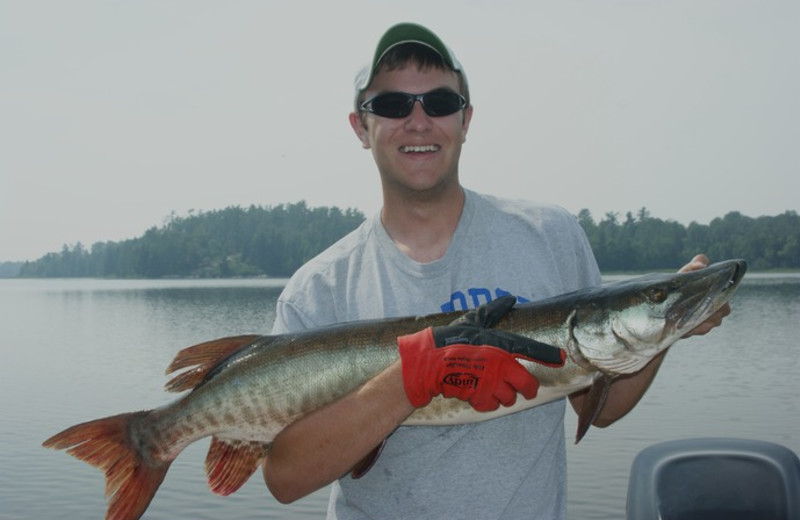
top-left (397, 327), bottom-right (436, 408)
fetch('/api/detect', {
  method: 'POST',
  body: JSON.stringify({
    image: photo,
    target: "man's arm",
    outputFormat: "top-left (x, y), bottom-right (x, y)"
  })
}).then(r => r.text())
top-left (263, 361), bottom-right (413, 504)
top-left (569, 254), bottom-right (731, 427)
top-left (263, 296), bottom-right (560, 502)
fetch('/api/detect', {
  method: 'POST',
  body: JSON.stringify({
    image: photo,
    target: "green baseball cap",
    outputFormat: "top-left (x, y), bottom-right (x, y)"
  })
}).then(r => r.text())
top-left (354, 22), bottom-right (466, 97)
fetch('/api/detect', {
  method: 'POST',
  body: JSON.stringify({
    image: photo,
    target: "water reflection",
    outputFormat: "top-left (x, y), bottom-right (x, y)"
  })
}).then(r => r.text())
top-left (1, 274), bottom-right (797, 520)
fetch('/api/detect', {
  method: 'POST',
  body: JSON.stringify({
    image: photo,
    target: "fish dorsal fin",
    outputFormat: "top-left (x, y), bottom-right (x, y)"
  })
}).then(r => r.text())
top-left (575, 376), bottom-right (612, 443)
top-left (205, 436), bottom-right (269, 496)
top-left (164, 335), bottom-right (261, 392)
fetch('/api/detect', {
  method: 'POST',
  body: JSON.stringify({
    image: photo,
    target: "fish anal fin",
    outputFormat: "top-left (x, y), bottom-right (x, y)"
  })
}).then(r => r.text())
top-left (165, 335), bottom-right (261, 392)
top-left (43, 411), bottom-right (171, 520)
top-left (575, 376), bottom-right (611, 444)
top-left (350, 439), bottom-right (387, 479)
top-left (205, 436), bottom-right (268, 496)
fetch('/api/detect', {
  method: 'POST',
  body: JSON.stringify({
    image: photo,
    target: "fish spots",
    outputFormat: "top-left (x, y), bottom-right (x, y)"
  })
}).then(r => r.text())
top-left (174, 424), bottom-right (195, 439)
top-left (202, 412), bottom-right (220, 428)
top-left (240, 406), bottom-right (256, 424)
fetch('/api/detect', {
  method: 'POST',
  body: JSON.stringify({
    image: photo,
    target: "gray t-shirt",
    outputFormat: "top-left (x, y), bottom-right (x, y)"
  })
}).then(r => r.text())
top-left (272, 189), bottom-right (601, 520)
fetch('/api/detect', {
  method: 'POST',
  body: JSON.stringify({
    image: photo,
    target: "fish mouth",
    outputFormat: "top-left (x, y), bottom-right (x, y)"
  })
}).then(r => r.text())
top-left (726, 260), bottom-right (746, 290)
top-left (672, 259), bottom-right (747, 331)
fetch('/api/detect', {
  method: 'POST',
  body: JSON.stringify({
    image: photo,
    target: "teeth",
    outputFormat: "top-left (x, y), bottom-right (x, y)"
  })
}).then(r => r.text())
top-left (401, 145), bottom-right (439, 153)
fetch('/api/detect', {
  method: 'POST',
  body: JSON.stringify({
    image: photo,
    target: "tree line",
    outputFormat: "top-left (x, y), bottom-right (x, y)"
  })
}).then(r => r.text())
top-left (12, 205), bottom-right (800, 278)
top-left (579, 208), bottom-right (799, 271)
top-left (17, 202), bottom-right (365, 278)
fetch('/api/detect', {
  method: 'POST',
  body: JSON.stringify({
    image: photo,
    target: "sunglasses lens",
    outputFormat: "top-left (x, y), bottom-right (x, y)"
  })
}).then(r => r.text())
top-left (363, 91), bottom-right (466, 119)
top-left (367, 93), bottom-right (414, 118)
top-left (420, 91), bottom-right (465, 117)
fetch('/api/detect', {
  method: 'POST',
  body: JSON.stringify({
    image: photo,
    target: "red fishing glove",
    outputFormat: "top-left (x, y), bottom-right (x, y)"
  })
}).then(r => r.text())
top-left (398, 296), bottom-right (566, 412)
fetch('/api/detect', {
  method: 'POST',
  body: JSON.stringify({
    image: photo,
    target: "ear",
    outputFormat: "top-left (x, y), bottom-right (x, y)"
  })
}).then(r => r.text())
top-left (460, 105), bottom-right (474, 143)
top-left (349, 112), bottom-right (371, 149)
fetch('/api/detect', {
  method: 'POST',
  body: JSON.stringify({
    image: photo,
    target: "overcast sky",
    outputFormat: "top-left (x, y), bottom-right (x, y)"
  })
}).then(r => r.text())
top-left (2, 0), bottom-right (798, 261)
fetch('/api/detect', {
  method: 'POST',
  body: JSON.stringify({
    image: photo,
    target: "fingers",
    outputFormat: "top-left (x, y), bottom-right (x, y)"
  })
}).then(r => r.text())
top-left (487, 330), bottom-right (565, 365)
top-left (452, 295), bottom-right (514, 327)
top-left (449, 354), bottom-right (539, 412)
top-left (502, 360), bottom-right (540, 400)
top-left (684, 303), bottom-right (731, 337)
top-left (468, 380), bottom-right (524, 412)
top-left (679, 254), bottom-right (710, 273)
top-left (476, 295), bottom-right (517, 328)
top-left (678, 253), bottom-right (732, 338)
top-left (480, 382), bottom-right (518, 411)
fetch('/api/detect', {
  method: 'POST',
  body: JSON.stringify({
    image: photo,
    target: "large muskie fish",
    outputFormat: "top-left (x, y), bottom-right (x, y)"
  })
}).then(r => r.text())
top-left (44, 259), bottom-right (746, 520)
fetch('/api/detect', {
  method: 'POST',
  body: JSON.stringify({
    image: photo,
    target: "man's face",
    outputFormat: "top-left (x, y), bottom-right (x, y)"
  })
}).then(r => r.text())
top-left (351, 65), bottom-right (473, 199)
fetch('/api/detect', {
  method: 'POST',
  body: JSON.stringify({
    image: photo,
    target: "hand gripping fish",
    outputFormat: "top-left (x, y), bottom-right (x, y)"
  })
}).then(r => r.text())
top-left (43, 259), bottom-right (746, 520)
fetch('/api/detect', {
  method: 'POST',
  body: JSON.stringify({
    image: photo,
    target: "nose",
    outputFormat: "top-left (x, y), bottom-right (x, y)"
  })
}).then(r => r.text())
top-left (403, 100), bottom-right (432, 130)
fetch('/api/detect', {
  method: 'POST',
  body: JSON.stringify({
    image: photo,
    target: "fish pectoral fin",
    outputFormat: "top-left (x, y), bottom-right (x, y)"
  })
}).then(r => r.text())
top-left (575, 376), bottom-right (611, 444)
top-left (205, 436), bottom-right (269, 496)
top-left (350, 439), bottom-right (387, 479)
top-left (164, 335), bottom-right (262, 392)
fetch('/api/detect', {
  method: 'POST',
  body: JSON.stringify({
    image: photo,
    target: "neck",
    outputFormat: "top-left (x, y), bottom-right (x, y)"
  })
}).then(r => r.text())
top-left (380, 184), bottom-right (465, 263)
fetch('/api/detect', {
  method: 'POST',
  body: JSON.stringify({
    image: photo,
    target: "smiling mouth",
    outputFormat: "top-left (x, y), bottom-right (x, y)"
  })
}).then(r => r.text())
top-left (400, 145), bottom-right (440, 153)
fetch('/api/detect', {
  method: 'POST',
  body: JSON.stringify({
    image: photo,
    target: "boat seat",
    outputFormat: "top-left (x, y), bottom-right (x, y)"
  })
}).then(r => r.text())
top-left (626, 438), bottom-right (800, 520)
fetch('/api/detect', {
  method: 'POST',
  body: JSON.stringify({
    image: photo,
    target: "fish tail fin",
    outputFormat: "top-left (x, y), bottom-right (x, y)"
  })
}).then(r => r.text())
top-left (43, 412), bottom-right (171, 520)
top-left (205, 436), bottom-right (269, 496)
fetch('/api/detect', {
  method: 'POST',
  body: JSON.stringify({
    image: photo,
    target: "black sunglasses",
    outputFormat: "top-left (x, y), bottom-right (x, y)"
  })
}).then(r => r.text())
top-left (359, 90), bottom-right (467, 119)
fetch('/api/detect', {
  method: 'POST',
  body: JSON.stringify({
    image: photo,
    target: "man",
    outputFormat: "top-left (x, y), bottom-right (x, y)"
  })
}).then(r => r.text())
top-left (263, 23), bottom-right (728, 519)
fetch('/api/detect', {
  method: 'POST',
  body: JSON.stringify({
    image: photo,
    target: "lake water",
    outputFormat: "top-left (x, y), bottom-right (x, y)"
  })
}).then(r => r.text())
top-left (1, 273), bottom-right (798, 520)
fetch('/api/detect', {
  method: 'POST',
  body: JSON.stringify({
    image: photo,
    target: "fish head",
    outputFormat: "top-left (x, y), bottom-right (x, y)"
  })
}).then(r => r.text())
top-left (572, 259), bottom-right (747, 375)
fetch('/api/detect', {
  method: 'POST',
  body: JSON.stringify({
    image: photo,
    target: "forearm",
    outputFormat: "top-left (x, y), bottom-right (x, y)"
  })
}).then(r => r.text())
top-left (263, 360), bottom-right (414, 503)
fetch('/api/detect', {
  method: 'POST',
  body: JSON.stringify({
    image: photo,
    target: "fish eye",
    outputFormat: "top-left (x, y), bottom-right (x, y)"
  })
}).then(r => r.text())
top-left (647, 287), bottom-right (667, 303)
